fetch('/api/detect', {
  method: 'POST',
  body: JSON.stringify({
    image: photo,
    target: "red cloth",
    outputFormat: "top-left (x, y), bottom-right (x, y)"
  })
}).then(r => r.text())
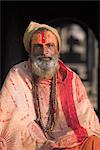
top-left (0, 60), bottom-right (100, 149)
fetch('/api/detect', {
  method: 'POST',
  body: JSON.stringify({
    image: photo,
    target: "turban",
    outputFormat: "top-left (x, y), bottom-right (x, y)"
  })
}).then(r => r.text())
top-left (23, 21), bottom-right (61, 53)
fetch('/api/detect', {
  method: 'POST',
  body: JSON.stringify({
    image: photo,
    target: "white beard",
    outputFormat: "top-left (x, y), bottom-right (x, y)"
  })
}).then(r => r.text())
top-left (30, 54), bottom-right (59, 78)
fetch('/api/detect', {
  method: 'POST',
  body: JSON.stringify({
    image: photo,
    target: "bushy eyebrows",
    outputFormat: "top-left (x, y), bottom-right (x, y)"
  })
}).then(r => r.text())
top-left (33, 44), bottom-right (42, 46)
top-left (32, 43), bottom-right (56, 46)
top-left (32, 44), bottom-right (43, 49)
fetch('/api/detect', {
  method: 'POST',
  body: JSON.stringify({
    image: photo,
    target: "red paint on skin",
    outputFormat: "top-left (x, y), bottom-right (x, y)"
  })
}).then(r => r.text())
top-left (41, 31), bottom-right (45, 43)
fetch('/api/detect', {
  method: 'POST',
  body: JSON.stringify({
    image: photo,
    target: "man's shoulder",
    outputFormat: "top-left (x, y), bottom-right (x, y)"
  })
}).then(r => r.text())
top-left (9, 60), bottom-right (30, 77)
top-left (58, 59), bottom-right (74, 74)
top-left (12, 61), bottom-right (28, 70)
top-left (58, 59), bottom-right (77, 81)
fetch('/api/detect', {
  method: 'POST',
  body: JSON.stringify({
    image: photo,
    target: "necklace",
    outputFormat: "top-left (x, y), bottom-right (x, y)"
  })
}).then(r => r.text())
top-left (32, 74), bottom-right (57, 138)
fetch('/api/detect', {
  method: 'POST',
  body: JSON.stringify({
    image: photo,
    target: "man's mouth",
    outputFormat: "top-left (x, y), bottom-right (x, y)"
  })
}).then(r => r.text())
top-left (38, 57), bottom-right (52, 61)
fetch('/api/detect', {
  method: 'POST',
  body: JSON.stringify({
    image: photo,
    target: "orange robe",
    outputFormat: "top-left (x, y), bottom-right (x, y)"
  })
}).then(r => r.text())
top-left (0, 60), bottom-right (100, 150)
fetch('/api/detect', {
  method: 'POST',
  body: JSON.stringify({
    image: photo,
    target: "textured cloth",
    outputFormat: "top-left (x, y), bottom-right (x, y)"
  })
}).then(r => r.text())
top-left (0, 60), bottom-right (100, 150)
top-left (69, 136), bottom-right (100, 150)
top-left (23, 21), bottom-right (61, 53)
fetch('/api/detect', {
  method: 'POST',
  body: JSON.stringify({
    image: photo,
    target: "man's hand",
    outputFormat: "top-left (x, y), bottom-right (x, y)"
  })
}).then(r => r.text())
top-left (40, 140), bottom-right (59, 150)
top-left (27, 121), bottom-right (46, 143)
top-left (41, 140), bottom-right (66, 150)
top-left (53, 148), bottom-right (66, 150)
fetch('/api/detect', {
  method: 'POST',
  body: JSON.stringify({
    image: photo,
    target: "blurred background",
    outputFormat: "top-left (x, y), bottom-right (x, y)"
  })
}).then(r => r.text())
top-left (0, 1), bottom-right (100, 117)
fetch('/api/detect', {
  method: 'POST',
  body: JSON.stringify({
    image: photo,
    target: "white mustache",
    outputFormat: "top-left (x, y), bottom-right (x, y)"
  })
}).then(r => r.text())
top-left (37, 56), bottom-right (52, 61)
top-left (29, 54), bottom-right (59, 78)
top-left (30, 54), bottom-right (58, 62)
top-left (30, 55), bottom-right (57, 61)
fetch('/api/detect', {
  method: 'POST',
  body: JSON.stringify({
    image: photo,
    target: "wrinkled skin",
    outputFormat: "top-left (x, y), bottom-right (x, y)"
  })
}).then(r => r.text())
top-left (30, 30), bottom-right (59, 78)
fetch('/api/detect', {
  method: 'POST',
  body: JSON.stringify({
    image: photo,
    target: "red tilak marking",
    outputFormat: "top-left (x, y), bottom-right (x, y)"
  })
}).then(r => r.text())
top-left (41, 31), bottom-right (45, 43)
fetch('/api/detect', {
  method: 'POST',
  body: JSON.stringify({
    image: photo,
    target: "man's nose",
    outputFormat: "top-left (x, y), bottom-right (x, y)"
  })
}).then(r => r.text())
top-left (42, 45), bottom-right (49, 55)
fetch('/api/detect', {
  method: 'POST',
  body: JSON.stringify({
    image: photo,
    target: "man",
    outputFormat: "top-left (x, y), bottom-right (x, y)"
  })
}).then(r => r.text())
top-left (0, 21), bottom-right (100, 150)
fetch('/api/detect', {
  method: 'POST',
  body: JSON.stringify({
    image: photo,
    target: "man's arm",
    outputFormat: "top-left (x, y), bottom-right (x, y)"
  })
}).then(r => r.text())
top-left (74, 74), bottom-right (100, 137)
top-left (56, 74), bottom-right (100, 148)
top-left (0, 68), bottom-right (18, 149)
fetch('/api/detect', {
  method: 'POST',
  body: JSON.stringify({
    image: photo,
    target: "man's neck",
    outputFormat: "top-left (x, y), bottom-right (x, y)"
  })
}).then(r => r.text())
top-left (32, 74), bottom-right (53, 82)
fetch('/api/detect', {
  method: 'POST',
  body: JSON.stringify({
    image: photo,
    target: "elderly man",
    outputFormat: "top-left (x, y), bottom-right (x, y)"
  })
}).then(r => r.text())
top-left (0, 21), bottom-right (100, 150)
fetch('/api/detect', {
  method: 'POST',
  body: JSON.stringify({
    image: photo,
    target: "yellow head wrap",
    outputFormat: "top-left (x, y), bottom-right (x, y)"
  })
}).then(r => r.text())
top-left (23, 21), bottom-right (61, 53)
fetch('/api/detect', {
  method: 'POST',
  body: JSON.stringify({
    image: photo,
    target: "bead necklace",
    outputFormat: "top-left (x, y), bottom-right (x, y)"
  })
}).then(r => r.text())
top-left (32, 74), bottom-right (57, 138)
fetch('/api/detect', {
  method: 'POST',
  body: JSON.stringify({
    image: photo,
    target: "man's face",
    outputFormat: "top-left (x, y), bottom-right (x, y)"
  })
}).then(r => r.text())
top-left (30, 30), bottom-right (59, 78)
top-left (31, 30), bottom-right (59, 58)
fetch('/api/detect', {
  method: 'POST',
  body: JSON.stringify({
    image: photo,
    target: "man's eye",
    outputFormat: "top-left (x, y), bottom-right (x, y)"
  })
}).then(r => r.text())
top-left (47, 44), bottom-right (55, 49)
top-left (33, 44), bottom-right (42, 50)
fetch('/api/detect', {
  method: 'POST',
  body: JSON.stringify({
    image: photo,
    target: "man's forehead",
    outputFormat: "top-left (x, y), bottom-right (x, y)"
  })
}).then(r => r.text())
top-left (32, 30), bottom-right (58, 42)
